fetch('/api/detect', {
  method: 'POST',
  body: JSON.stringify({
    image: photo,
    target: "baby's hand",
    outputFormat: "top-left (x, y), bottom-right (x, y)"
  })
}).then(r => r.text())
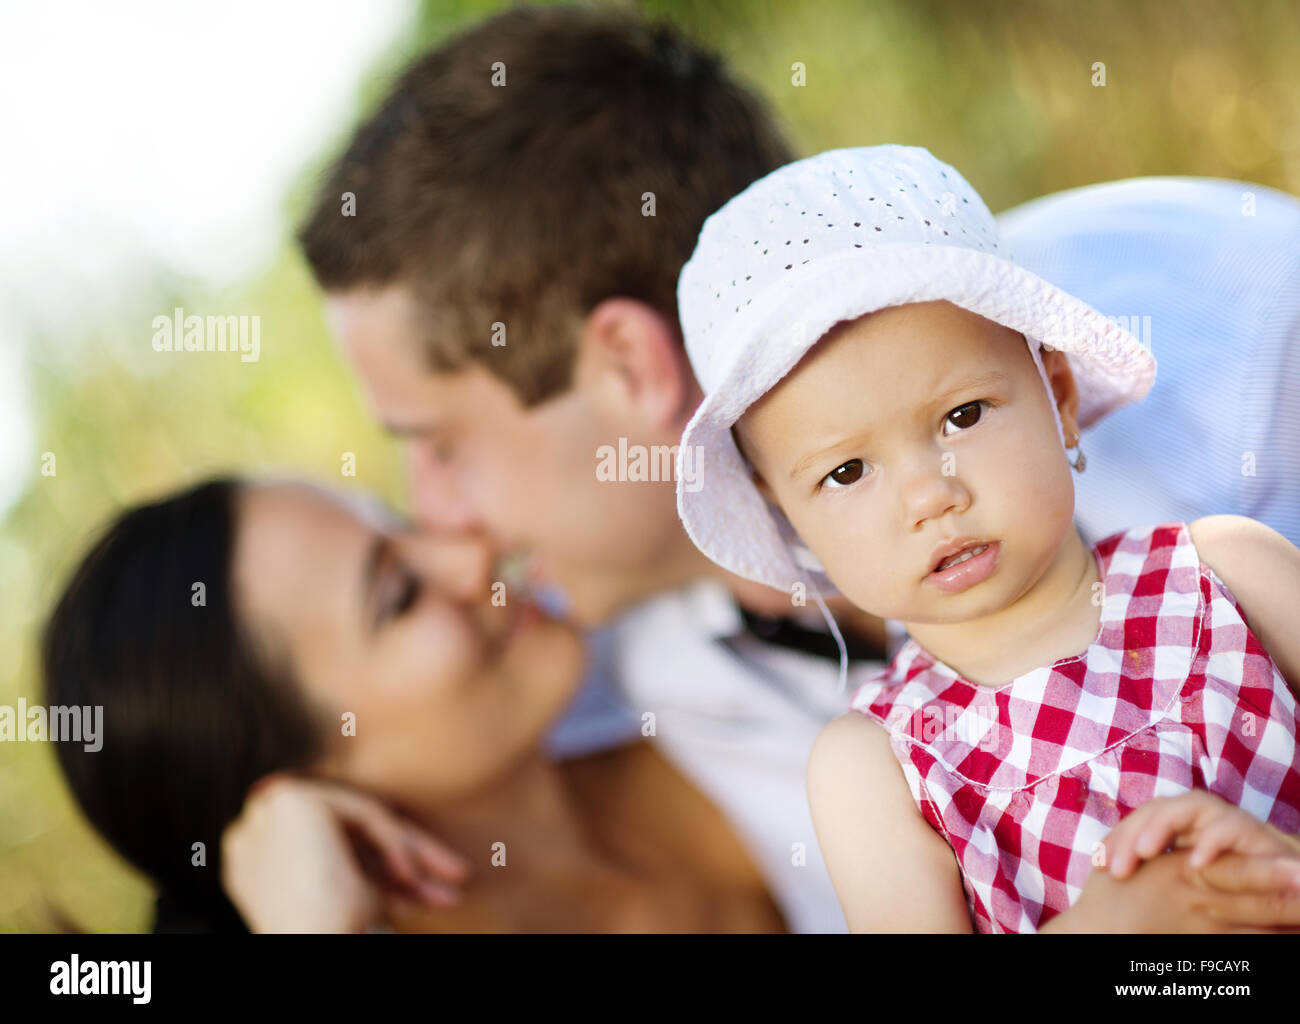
top-left (1102, 791), bottom-right (1300, 880)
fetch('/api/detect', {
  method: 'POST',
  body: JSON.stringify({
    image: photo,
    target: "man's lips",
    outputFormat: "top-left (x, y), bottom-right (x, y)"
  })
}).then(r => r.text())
top-left (504, 601), bottom-right (542, 644)
top-left (484, 597), bottom-right (544, 655)
top-left (495, 551), bottom-right (535, 592)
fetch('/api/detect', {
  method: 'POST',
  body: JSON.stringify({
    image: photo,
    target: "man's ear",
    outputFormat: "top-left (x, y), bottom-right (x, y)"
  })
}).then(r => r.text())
top-left (1041, 347), bottom-right (1081, 442)
top-left (577, 298), bottom-right (698, 430)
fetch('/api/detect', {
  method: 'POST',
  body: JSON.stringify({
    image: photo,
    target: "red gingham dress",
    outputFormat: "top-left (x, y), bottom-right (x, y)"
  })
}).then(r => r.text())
top-left (848, 521), bottom-right (1300, 933)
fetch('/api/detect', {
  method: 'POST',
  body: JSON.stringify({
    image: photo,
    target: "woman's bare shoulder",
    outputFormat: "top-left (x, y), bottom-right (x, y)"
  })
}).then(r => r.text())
top-left (564, 741), bottom-right (767, 887)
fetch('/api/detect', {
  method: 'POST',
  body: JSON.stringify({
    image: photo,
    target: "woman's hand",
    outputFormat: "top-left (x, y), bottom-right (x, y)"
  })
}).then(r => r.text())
top-left (220, 774), bottom-right (471, 933)
top-left (1103, 791), bottom-right (1300, 880)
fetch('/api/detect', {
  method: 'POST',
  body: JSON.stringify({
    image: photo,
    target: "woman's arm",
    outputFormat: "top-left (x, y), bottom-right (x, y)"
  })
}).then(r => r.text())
top-left (807, 712), bottom-right (973, 932)
top-left (221, 775), bottom-right (468, 933)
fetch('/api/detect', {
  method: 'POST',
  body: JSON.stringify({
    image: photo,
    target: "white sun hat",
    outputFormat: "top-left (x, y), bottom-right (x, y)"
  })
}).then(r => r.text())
top-left (675, 145), bottom-right (1156, 595)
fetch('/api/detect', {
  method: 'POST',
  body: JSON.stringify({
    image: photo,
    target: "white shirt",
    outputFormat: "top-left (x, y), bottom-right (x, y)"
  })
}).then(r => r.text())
top-left (608, 582), bottom-right (894, 933)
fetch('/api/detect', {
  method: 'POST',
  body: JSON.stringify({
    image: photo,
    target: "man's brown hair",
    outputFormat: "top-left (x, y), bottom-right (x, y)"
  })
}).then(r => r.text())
top-left (298, 3), bottom-right (793, 405)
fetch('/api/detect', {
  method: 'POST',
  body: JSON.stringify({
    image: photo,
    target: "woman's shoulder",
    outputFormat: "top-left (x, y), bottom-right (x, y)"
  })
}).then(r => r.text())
top-left (563, 741), bottom-right (768, 885)
top-left (564, 741), bottom-right (788, 930)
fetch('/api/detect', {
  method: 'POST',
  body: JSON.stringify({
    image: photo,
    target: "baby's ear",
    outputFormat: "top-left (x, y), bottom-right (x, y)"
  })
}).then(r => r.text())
top-left (1041, 347), bottom-right (1081, 434)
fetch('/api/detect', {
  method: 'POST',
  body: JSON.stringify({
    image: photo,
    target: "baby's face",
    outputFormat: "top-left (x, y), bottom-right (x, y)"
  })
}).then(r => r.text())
top-left (736, 300), bottom-right (1080, 625)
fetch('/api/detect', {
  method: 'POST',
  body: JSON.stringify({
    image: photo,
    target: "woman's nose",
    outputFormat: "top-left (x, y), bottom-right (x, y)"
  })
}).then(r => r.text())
top-left (398, 531), bottom-right (495, 602)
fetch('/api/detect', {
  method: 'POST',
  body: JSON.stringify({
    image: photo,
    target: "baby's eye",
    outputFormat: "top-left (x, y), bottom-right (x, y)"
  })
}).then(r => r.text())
top-left (942, 401), bottom-right (988, 436)
top-left (821, 459), bottom-right (868, 489)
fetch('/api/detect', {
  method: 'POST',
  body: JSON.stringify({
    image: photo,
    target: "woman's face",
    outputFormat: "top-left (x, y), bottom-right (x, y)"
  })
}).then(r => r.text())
top-left (230, 482), bottom-right (585, 809)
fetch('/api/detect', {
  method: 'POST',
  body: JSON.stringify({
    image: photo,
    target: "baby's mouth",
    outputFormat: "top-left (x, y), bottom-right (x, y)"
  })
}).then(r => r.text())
top-left (932, 543), bottom-right (992, 573)
top-left (923, 540), bottom-right (1002, 594)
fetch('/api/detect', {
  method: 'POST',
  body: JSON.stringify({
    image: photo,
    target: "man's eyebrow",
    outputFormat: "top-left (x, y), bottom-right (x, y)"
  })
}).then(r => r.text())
top-left (381, 419), bottom-right (443, 439)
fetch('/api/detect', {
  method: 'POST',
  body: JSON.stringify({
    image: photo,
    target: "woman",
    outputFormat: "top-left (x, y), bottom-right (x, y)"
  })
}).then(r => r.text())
top-left (43, 476), bottom-right (787, 932)
top-left (44, 476), bottom-right (1300, 933)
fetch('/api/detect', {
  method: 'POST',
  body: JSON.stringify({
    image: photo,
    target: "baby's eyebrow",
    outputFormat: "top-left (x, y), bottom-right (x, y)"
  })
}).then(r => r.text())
top-left (786, 368), bottom-right (1010, 480)
top-left (929, 370), bottom-right (1009, 408)
top-left (791, 438), bottom-right (864, 481)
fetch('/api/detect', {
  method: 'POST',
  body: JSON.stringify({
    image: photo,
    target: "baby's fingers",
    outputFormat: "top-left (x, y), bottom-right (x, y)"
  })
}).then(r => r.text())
top-left (1106, 795), bottom-right (1216, 878)
top-left (1188, 810), bottom-right (1256, 869)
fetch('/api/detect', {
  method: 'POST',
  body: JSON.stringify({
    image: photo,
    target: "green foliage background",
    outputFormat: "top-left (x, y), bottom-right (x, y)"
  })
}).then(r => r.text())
top-left (3, 0), bottom-right (1298, 931)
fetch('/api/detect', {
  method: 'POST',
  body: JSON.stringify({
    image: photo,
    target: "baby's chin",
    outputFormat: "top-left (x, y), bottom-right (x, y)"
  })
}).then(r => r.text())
top-left (840, 584), bottom-right (1012, 628)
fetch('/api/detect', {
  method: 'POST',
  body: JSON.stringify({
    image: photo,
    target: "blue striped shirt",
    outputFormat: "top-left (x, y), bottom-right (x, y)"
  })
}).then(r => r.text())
top-left (998, 177), bottom-right (1300, 548)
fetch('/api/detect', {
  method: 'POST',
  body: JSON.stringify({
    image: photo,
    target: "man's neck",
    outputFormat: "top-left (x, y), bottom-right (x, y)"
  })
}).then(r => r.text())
top-left (643, 522), bottom-right (811, 616)
top-left (626, 524), bottom-right (890, 650)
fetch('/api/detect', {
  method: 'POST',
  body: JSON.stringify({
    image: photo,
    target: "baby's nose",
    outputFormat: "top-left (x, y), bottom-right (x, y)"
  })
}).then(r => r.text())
top-left (901, 457), bottom-right (970, 530)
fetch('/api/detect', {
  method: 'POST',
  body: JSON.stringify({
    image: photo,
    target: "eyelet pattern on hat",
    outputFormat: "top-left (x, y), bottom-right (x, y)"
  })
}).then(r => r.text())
top-left (682, 146), bottom-right (1004, 392)
top-left (674, 145), bottom-right (1156, 593)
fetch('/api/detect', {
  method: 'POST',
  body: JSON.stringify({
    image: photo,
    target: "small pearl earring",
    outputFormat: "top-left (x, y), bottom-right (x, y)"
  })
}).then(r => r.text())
top-left (1067, 431), bottom-right (1086, 473)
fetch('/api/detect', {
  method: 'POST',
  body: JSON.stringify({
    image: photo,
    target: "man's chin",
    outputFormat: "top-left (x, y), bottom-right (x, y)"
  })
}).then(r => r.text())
top-left (539, 570), bottom-right (660, 628)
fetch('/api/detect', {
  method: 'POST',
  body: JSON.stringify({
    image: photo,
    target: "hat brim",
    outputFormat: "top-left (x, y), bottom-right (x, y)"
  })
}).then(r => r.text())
top-left (676, 243), bottom-right (1155, 593)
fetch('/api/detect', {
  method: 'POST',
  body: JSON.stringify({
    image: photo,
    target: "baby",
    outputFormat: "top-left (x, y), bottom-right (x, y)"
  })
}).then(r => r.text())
top-left (674, 145), bottom-right (1300, 932)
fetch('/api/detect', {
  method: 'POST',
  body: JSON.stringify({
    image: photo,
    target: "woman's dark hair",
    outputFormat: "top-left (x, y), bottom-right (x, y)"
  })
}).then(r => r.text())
top-left (42, 477), bottom-right (327, 914)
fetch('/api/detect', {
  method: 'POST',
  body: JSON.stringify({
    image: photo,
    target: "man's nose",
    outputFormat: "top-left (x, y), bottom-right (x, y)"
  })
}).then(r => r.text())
top-left (406, 445), bottom-right (479, 533)
top-left (398, 532), bottom-right (496, 603)
top-left (899, 452), bottom-right (970, 531)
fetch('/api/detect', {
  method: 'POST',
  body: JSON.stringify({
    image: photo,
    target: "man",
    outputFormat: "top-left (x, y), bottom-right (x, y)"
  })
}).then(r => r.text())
top-left (192, 5), bottom-right (1300, 932)
top-left (297, 4), bottom-right (861, 932)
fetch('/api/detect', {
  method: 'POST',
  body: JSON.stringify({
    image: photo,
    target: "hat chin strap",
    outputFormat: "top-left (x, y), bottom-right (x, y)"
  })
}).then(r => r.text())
top-left (804, 580), bottom-right (851, 694)
top-left (799, 336), bottom-right (1068, 695)
top-left (1027, 337), bottom-right (1068, 452)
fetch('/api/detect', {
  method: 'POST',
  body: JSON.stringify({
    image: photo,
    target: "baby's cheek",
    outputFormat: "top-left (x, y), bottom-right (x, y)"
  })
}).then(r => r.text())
top-left (823, 546), bottom-right (902, 620)
top-left (1016, 449), bottom-right (1076, 529)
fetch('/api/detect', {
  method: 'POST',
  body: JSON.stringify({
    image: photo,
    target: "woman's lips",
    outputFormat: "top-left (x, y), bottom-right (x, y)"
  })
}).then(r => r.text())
top-left (924, 541), bottom-right (1000, 594)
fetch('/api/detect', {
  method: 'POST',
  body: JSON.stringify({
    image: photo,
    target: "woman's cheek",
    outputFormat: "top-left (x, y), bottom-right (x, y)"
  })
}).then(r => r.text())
top-left (404, 607), bottom-right (484, 688)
